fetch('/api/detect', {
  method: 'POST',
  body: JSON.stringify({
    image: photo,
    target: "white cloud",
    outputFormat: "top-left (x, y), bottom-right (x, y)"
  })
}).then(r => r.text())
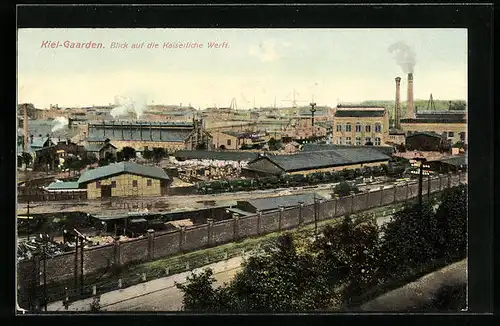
top-left (249, 40), bottom-right (282, 62)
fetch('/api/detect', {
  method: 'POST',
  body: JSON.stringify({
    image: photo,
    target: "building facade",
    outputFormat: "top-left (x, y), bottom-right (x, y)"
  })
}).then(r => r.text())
top-left (332, 106), bottom-right (390, 146)
top-left (78, 162), bottom-right (170, 199)
top-left (399, 110), bottom-right (467, 144)
top-left (85, 119), bottom-right (212, 152)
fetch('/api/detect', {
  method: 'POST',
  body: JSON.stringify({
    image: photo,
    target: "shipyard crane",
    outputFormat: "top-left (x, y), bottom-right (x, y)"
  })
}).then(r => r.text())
top-left (230, 98), bottom-right (237, 110)
top-left (282, 89), bottom-right (309, 111)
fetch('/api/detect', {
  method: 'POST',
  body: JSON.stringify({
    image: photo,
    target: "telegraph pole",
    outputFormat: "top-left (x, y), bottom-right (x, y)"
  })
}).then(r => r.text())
top-left (314, 192), bottom-right (318, 239)
top-left (310, 101), bottom-right (317, 138)
top-left (43, 240), bottom-right (47, 312)
top-left (414, 157), bottom-right (428, 206)
top-left (80, 236), bottom-right (84, 295)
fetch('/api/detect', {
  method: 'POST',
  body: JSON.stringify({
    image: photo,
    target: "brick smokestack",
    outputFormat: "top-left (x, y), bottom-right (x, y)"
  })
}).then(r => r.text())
top-left (23, 104), bottom-right (29, 152)
top-left (395, 77), bottom-right (401, 129)
top-left (407, 73), bottom-right (415, 118)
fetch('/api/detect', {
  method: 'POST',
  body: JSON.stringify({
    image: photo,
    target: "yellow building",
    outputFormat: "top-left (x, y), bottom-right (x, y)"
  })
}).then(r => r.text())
top-left (399, 110), bottom-right (467, 144)
top-left (78, 161), bottom-right (171, 199)
top-left (333, 106), bottom-right (390, 146)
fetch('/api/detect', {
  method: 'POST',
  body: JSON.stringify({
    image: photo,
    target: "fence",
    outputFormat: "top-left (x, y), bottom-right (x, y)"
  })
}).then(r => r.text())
top-left (18, 191), bottom-right (88, 203)
top-left (18, 172), bottom-right (466, 308)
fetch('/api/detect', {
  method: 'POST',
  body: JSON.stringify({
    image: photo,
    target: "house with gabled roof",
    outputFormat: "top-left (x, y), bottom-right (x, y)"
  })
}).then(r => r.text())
top-left (77, 161), bottom-right (171, 199)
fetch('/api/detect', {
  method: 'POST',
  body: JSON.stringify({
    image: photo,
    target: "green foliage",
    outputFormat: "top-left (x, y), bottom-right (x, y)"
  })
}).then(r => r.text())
top-left (434, 185), bottom-right (467, 259)
top-left (119, 146), bottom-right (137, 161)
top-left (268, 137), bottom-right (281, 151)
top-left (175, 268), bottom-right (229, 312)
top-left (333, 182), bottom-right (359, 198)
top-left (89, 295), bottom-right (101, 312)
top-left (178, 186), bottom-right (467, 312)
top-left (20, 152), bottom-right (32, 169)
top-left (87, 153), bottom-right (98, 165)
top-left (142, 148), bottom-right (153, 161)
top-left (152, 148), bottom-right (167, 163)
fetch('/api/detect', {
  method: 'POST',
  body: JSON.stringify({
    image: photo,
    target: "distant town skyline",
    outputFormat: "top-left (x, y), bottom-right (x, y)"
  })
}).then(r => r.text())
top-left (18, 28), bottom-right (467, 110)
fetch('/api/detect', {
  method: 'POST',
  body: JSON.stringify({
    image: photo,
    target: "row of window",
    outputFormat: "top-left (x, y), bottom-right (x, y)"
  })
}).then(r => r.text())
top-left (336, 137), bottom-right (381, 146)
top-left (336, 123), bottom-right (382, 133)
top-left (96, 179), bottom-right (153, 188)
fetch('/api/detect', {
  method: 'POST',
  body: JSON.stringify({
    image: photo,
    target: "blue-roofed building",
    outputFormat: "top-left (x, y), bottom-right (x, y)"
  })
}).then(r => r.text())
top-left (45, 181), bottom-right (83, 192)
top-left (86, 119), bottom-right (212, 152)
top-left (77, 161), bottom-right (171, 199)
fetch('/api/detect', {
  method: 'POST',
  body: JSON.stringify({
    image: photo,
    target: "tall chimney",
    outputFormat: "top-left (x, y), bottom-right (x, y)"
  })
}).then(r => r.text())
top-left (23, 104), bottom-right (29, 152)
top-left (407, 73), bottom-right (415, 118)
top-left (395, 77), bottom-right (401, 129)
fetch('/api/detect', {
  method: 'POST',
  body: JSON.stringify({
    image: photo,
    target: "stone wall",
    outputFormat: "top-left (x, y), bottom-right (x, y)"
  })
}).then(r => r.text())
top-left (18, 172), bottom-right (466, 299)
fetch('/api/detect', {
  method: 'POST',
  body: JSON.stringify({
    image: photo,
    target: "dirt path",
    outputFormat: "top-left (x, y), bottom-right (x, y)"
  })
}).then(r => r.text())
top-left (358, 259), bottom-right (467, 312)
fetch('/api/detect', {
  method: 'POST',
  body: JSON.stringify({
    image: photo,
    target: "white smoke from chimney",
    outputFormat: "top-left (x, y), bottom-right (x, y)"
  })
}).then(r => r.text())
top-left (388, 41), bottom-right (417, 74)
top-left (111, 94), bottom-right (147, 119)
top-left (51, 116), bottom-right (69, 132)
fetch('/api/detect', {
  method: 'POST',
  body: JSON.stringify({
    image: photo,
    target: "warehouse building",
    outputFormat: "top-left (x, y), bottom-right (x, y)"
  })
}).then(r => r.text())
top-left (77, 161), bottom-right (171, 199)
top-left (400, 110), bottom-right (467, 144)
top-left (85, 118), bottom-right (212, 152)
top-left (243, 148), bottom-right (390, 177)
top-left (237, 193), bottom-right (328, 214)
top-left (301, 143), bottom-right (395, 156)
top-left (405, 131), bottom-right (449, 152)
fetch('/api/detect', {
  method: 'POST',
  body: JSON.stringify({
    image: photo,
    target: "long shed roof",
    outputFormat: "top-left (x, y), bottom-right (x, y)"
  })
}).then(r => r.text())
top-left (241, 193), bottom-right (328, 212)
top-left (249, 148), bottom-right (390, 172)
top-left (78, 161), bottom-right (170, 184)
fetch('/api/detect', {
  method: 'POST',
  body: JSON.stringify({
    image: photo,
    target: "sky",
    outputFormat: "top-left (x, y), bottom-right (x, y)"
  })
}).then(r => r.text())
top-left (17, 28), bottom-right (467, 110)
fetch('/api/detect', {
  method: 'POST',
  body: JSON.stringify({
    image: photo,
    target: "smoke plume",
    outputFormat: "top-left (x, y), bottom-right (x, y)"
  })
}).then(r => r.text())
top-left (51, 116), bottom-right (69, 132)
top-left (388, 41), bottom-right (416, 74)
top-left (111, 94), bottom-right (147, 119)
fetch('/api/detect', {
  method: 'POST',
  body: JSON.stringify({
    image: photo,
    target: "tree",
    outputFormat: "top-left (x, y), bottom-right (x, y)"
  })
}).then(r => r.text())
top-left (105, 152), bottom-right (116, 163)
top-left (268, 137), bottom-right (281, 151)
top-left (175, 268), bottom-right (228, 312)
top-left (87, 153), bottom-right (98, 165)
top-left (434, 185), bottom-right (467, 259)
top-left (142, 148), bottom-right (153, 162)
top-left (89, 295), bottom-right (101, 312)
top-left (333, 182), bottom-right (359, 198)
top-left (378, 202), bottom-right (439, 280)
top-left (177, 234), bottom-right (338, 312)
top-left (20, 152), bottom-right (32, 170)
top-left (121, 146), bottom-right (137, 161)
top-left (152, 148), bottom-right (167, 164)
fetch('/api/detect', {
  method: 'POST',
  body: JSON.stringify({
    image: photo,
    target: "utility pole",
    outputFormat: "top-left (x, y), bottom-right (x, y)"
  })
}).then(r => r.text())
top-left (80, 236), bottom-right (84, 295)
top-left (73, 231), bottom-right (78, 289)
top-left (43, 240), bottom-right (47, 312)
top-left (310, 101), bottom-right (317, 138)
top-left (414, 157), bottom-right (428, 206)
top-left (314, 193), bottom-right (318, 239)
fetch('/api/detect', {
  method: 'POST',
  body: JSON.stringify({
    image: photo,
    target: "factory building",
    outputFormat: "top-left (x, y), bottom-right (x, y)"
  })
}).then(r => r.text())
top-left (85, 118), bottom-right (212, 152)
top-left (391, 74), bottom-right (467, 145)
top-left (244, 148), bottom-right (390, 177)
top-left (332, 105), bottom-right (390, 146)
top-left (399, 111), bottom-right (467, 145)
top-left (77, 161), bottom-right (171, 199)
